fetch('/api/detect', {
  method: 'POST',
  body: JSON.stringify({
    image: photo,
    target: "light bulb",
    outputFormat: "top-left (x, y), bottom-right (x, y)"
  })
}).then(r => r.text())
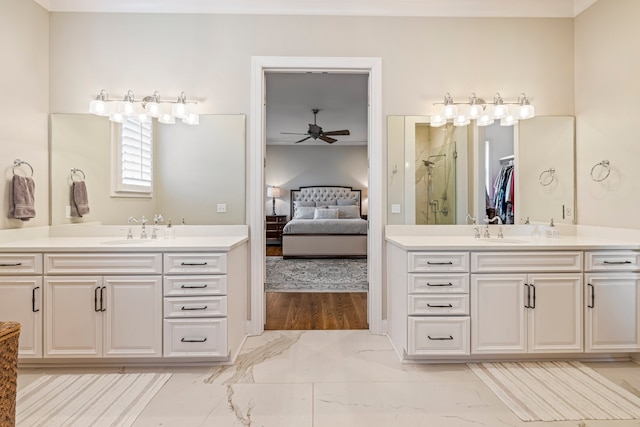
top-left (430, 114), bottom-right (447, 127)
top-left (453, 115), bottom-right (470, 127)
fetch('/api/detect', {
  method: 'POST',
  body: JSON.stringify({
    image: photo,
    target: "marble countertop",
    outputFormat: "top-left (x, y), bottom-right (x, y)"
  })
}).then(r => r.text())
top-left (0, 224), bottom-right (249, 252)
top-left (385, 234), bottom-right (640, 251)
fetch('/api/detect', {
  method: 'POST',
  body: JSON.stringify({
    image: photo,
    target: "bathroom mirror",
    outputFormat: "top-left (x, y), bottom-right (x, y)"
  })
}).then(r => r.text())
top-left (387, 115), bottom-right (575, 225)
top-left (50, 114), bottom-right (246, 226)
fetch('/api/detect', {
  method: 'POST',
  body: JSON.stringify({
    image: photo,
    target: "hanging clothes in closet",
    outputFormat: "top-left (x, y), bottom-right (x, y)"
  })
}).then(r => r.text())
top-left (491, 162), bottom-right (514, 224)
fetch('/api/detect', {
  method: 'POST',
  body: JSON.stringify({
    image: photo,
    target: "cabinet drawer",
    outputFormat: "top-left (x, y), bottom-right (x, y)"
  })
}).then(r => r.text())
top-left (408, 317), bottom-right (470, 355)
top-left (163, 318), bottom-right (227, 357)
top-left (164, 296), bottom-right (227, 318)
top-left (409, 295), bottom-right (469, 316)
top-left (0, 253), bottom-right (42, 274)
top-left (45, 253), bottom-right (162, 274)
top-left (164, 253), bottom-right (226, 274)
top-left (409, 252), bottom-right (469, 273)
top-left (408, 273), bottom-right (469, 293)
top-left (471, 251), bottom-right (582, 273)
top-left (163, 275), bottom-right (227, 296)
top-left (585, 251), bottom-right (640, 272)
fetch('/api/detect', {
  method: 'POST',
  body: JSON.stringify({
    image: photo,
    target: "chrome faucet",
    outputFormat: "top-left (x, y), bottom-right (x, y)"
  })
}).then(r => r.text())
top-left (486, 215), bottom-right (503, 225)
top-left (127, 215), bottom-right (148, 239)
top-left (466, 214), bottom-right (477, 225)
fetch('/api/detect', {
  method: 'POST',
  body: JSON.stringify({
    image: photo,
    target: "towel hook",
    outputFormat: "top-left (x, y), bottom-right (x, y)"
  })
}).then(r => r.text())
top-left (13, 159), bottom-right (34, 177)
top-left (590, 160), bottom-right (610, 182)
top-left (70, 168), bottom-right (86, 181)
top-left (538, 168), bottom-right (555, 186)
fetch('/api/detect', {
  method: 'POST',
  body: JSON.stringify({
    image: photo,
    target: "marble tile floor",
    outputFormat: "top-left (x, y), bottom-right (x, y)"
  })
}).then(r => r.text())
top-left (17, 330), bottom-right (640, 427)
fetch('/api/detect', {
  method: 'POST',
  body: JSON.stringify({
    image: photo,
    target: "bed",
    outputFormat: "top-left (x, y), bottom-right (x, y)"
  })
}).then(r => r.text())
top-left (282, 186), bottom-right (368, 258)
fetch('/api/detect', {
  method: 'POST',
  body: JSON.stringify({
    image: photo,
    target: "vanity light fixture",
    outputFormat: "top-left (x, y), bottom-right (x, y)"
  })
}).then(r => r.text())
top-left (432, 92), bottom-right (535, 127)
top-left (88, 89), bottom-right (199, 125)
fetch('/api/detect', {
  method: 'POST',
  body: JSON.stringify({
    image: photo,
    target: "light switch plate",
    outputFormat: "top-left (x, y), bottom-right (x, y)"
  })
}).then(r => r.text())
top-left (217, 203), bottom-right (227, 213)
top-left (65, 205), bottom-right (71, 218)
top-left (391, 204), bottom-right (401, 214)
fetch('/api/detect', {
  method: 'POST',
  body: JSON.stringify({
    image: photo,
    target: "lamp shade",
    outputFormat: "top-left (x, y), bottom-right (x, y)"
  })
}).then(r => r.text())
top-left (267, 186), bottom-right (281, 198)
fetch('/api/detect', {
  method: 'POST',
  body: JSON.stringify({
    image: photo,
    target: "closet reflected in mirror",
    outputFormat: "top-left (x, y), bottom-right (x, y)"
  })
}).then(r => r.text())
top-left (388, 115), bottom-right (575, 225)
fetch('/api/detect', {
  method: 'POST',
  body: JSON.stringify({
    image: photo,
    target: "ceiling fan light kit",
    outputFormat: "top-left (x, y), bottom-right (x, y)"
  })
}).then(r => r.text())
top-left (281, 108), bottom-right (351, 144)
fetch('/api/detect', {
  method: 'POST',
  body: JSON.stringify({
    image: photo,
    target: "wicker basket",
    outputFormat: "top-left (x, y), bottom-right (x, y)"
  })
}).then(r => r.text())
top-left (0, 322), bottom-right (20, 427)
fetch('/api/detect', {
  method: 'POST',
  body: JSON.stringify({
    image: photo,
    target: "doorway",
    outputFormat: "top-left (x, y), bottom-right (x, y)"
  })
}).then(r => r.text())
top-left (248, 56), bottom-right (383, 336)
top-left (263, 72), bottom-right (369, 329)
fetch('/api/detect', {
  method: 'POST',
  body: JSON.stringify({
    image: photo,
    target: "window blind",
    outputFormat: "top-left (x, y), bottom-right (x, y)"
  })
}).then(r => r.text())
top-left (121, 118), bottom-right (152, 190)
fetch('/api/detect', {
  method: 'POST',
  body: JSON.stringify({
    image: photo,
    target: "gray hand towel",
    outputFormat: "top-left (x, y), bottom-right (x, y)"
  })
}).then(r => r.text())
top-left (9, 175), bottom-right (35, 221)
top-left (70, 181), bottom-right (90, 218)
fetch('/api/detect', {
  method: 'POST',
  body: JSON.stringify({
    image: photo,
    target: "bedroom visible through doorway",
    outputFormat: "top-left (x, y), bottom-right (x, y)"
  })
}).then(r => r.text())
top-left (263, 71), bottom-right (369, 330)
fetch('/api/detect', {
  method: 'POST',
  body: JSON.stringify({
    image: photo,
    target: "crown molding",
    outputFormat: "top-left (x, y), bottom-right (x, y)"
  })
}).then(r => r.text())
top-left (37, 0), bottom-right (598, 18)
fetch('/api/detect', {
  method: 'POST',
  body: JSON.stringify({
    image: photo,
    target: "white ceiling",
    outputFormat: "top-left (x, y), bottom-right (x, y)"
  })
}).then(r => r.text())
top-left (35, 0), bottom-right (599, 18)
top-left (266, 73), bottom-right (369, 146)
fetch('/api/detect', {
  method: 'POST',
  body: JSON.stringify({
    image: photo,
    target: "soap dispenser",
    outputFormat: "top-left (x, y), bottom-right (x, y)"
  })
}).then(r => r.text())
top-left (545, 218), bottom-right (560, 238)
top-left (165, 219), bottom-right (175, 239)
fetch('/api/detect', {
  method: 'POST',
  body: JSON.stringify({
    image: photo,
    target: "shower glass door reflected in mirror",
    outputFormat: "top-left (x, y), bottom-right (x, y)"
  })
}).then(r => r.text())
top-left (415, 124), bottom-right (457, 225)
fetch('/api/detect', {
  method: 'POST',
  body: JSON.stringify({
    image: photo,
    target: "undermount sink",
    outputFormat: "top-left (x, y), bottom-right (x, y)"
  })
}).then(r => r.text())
top-left (481, 238), bottom-right (529, 244)
top-left (101, 239), bottom-right (147, 245)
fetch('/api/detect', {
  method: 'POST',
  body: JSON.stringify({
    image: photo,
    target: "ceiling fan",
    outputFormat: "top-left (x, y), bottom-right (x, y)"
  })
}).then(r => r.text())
top-left (281, 108), bottom-right (350, 144)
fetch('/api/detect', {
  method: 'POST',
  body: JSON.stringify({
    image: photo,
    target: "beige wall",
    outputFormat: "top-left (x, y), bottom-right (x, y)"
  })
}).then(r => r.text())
top-left (0, 0), bottom-right (49, 229)
top-left (575, 0), bottom-right (640, 229)
top-left (265, 145), bottom-right (369, 216)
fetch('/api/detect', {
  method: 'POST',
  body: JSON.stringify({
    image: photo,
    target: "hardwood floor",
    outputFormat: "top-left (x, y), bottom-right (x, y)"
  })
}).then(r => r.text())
top-left (265, 292), bottom-right (368, 330)
top-left (265, 245), bottom-right (368, 330)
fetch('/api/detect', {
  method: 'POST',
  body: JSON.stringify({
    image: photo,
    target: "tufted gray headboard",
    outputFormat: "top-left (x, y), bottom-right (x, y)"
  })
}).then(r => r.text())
top-left (290, 186), bottom-right (362, 219)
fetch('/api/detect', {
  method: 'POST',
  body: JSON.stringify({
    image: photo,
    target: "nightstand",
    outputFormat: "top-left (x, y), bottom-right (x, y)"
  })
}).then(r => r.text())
top-left (265, 215), bottom-right (287, 245)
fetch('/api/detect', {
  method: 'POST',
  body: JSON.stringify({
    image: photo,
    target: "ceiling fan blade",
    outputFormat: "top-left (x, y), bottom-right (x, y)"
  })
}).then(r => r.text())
top-left (294, 136), bottom-right (312, 144)
top-left (281, 132), bottom-right (309, 135)
top-left (319, 135), bottom-right (337, 144)
top-left (323, 130), bottom-right (350, 136)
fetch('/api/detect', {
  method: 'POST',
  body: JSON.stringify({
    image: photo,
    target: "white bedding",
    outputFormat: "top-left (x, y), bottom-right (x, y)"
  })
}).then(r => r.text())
top-left (283, 218), bottom-right (368, 235)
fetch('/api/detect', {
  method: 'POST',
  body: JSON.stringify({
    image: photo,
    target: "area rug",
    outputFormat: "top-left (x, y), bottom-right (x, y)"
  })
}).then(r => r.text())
top-left (469, 361), bottom-right (640, 422)
top-left (16, 372), bottom-right (171, 427)
top-left (265, 256), bottom-right (368, 292)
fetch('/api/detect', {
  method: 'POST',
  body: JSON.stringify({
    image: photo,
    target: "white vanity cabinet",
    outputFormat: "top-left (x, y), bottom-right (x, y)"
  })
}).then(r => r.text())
top-left (584, 251), bottom-right (640, 352)
top-left (0, 253), bottom-right (43, 358)
top-left (388, 246), bottom-right (470, 357)
top-left (43, 253), bottom-right (163, 358)
top-left (163, 253), bottom-right (228, 358)
top-left (471, 252), bottom-right (583, 354)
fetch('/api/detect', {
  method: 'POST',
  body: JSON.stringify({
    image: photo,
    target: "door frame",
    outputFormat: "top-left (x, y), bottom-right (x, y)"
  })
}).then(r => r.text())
top-left (248, 56), bottom-right (383, 335)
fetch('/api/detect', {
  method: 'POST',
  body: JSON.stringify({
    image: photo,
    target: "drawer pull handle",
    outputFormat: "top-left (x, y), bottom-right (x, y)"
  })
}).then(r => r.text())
top-left (426, 261), bottom-right (453, 265)
top-left (181, 284), bottom-right (208, 289)
top-left (603, 260), bottom-right (632, 265)
top-left (181, 262), bottom-right (208, 266)
top-left (426, 283), bottom-right (453, 287)
top-left (428, 335), bottom-right (454, 341)
top-left (181, 306), bottom-right (208, 311)
top-left (427, 303), bottom-right (453, 308)
top-left (0, 262), bottom-right (22, 267)
top-left (32, 286), bottom-right (40, 313)
top-left (181, 337), bottom-right (208, 343)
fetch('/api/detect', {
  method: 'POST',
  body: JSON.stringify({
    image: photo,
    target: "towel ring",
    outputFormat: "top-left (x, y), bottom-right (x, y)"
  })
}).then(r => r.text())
top-left (539, 168), bottom-right (555, 186)
top-left (590, 160), bottom-right (611, 182)
top-left (70, 168), bottom-right (86, 181)
top-left (12, 159), bottom-right (33, 177)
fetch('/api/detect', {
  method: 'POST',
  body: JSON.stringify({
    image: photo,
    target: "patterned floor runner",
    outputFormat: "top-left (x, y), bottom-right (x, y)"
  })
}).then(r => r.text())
top-left (469, 361), bottom-right (640, 422)
top-left (265, 256), bottom-right (368, 292)
top-left (16, 372), bottom-right (171, 427)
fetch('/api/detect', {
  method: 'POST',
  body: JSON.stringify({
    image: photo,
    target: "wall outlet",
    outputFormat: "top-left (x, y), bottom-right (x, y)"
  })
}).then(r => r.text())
top-left (217, 203), bottom-right (227, 213)
top-left (391, 204), bottom-right (401, 214)
top-left (65, 205), bottom-right (71, 218)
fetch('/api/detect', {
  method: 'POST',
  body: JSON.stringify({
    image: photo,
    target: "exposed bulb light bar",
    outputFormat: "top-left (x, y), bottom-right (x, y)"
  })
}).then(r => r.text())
top-left (88, 89), bottom-right (199, 125)
top-left (431, 92), bottom-right (535, 127)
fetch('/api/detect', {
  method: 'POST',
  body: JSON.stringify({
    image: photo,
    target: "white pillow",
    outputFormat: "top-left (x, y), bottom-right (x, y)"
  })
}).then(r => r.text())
top-left (293, 206), bottom-right (316, 219)
top-left (315, 200), bottom-right (336, 207)
top-left (313, 208), bottom-right (339, 220)
top-left (337, 205), bottom-right (360, 219)
top-left (337, 198), bottom-right (357, 206)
